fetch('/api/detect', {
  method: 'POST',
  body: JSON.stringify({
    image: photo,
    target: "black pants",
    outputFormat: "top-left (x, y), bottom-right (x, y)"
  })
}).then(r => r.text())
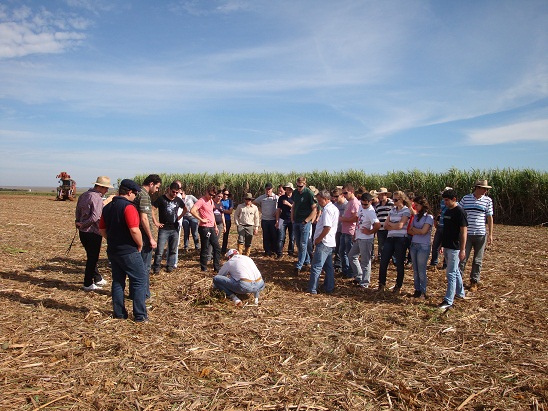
top-left (79, 231), bottom-right (103, 286)
top-left (199, 226), bottom-right (221, 272)
top-left (221, 219), bottom-right (232, 253)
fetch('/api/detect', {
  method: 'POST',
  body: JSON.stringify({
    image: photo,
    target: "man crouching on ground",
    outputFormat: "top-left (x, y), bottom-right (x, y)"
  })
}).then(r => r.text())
top-left (99, 179), bottom-right (148, 322)
top-left (212, 249), bottom-right (265, 306)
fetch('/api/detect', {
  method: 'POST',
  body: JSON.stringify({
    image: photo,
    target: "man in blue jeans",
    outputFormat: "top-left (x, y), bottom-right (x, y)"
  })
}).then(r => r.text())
top-left (438, 189), bottom-right (468, 311)
top-left (134, 174), bottom-right (162, 299)
top-left (307, 190), bottom-right (340, 294)
top-left (99, 179), bottom-right (148, 322)
top-left (152, 182), bottom-right (187, 273)
top-left (291, 176), bottom-right (317, 275)
top-left (213, 248), bottom-right (265, 306)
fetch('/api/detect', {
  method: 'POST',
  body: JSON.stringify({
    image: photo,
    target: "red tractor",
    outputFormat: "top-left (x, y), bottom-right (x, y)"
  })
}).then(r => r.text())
top-left (56, 172), bottom-right (76, 201)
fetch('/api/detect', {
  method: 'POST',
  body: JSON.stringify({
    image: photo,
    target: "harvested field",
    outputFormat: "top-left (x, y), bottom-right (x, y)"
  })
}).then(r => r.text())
top-left (0, 195), bottom-right (546, 410)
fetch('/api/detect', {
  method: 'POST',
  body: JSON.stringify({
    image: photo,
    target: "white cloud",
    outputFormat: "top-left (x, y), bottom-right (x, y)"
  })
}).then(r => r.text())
top-left (0, 6), bottom-right (87, 59)
top-left (466, 118), bottom-right (548, 145)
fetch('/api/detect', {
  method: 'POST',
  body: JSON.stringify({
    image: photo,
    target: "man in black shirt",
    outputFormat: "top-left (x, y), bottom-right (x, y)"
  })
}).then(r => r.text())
top-left (438, 189), bottom-right (468, 311)
top-left (152, 182), bottom-right (187, 273)
top-left (275, 182), bottom-right (295, 258)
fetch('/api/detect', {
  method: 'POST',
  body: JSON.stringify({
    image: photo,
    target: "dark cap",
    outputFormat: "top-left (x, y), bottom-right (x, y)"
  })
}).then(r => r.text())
top-left (265, 182), bottom-right (273, 189)
top-left (120, 179), bottom-right (141, 194)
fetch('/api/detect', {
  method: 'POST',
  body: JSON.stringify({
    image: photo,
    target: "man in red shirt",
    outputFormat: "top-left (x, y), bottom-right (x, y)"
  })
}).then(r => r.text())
top-left (99, 179), bottom-right (148, 322)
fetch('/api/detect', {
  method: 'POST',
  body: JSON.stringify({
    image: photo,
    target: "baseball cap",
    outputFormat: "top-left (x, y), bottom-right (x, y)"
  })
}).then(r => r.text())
top-left (225, 249), bottom-right (239, 258)
top-left (120, 179), bottom-right (141, 194)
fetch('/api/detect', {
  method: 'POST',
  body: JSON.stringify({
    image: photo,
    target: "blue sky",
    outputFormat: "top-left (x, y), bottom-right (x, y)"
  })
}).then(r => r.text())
top-left (1, 0), bottom-right (547, 187)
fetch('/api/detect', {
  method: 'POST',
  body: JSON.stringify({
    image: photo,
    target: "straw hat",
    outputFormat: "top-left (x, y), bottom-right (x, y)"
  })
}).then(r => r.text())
top-left (93, 176), bottom-right (113, 188)
top-left (374, 187), bottom-right (391, 196)
top-left (309, 185), bottom-right (319, 195)
top-left (244, 193), bottom-right (254, 200)
top-left (474, 179), bottom-right (492, 189)
top-left (369, 189), bottom-right (378, 198)
top-left (283, 182), bottom-right (295, 190)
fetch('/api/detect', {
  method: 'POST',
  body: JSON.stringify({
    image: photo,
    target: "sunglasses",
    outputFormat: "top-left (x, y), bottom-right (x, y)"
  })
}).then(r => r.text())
top-left (296, 185), bottom-right (304, 189)
top-left (342, 192), bottom-right (349, 195)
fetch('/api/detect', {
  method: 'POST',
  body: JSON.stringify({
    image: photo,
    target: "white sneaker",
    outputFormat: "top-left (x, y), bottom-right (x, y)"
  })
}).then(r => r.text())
top-left (95, 279), bottom-right (107, 286)
top-left (254, 297), bottom-right (259, 305)
top-left (83, 284), bottom-right (102, 292)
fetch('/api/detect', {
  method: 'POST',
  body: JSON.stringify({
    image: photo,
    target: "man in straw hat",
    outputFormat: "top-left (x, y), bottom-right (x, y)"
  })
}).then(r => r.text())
top-left (458, 179), bottom-right (494, 292)
top-left (213, 248), bottom-right (265, 306)
top-left (75, 176), bottom-right (113, 291)
top-left (234, 193), bottom-right (260, 256)
top-left (373, 187), bottom-right (394, 261)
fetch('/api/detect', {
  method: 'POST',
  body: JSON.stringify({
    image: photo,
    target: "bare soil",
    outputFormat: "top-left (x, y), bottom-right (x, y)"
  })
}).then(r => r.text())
top-left (0, 195), bottom-right (546, 410)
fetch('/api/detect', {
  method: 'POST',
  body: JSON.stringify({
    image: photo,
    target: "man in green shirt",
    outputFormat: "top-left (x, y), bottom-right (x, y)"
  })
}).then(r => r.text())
top-left (291, 176), bottom-right (317, 274)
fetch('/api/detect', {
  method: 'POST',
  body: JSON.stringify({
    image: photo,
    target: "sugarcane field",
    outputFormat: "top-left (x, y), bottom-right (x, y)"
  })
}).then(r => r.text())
top-left (0, 192), bottom-right (546, 411)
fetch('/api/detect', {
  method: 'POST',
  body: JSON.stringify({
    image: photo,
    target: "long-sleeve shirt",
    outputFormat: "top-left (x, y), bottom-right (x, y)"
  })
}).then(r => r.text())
top-left (75, 188), bottom-right (104, 235)
top-left (234, 203), bottom-right (260, 228)
top-left (217, 254), bottom-right (262, 281)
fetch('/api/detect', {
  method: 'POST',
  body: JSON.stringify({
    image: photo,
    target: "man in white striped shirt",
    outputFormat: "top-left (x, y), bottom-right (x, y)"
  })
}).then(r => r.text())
top-left (458, 179), bottom-right (494, 292)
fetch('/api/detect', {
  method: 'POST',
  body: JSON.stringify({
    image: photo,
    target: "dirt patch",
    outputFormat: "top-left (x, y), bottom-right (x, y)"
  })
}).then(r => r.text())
top-left (0, 195), bottom-right (546, 410)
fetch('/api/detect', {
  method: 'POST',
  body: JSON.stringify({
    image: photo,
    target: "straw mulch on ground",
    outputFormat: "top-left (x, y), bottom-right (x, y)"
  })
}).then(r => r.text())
top-left (0, 195), bottom-right (546, 410)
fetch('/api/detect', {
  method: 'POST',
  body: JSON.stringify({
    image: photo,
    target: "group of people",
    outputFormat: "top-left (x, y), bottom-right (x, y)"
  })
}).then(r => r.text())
top-left (287, 177), bottom-right (494, 312)
top-left (74, 174), bottom-right (494, 321)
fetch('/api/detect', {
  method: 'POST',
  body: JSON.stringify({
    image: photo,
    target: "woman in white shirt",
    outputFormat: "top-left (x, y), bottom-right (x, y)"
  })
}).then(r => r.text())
top-left (378, 191), bottom-right (412, 294)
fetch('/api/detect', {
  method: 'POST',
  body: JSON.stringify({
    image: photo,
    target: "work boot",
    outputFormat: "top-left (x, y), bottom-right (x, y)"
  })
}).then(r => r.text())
top-left (237, 243), bottom-right (244, 254)
top-left (244, 246), bottom-right (251, 256)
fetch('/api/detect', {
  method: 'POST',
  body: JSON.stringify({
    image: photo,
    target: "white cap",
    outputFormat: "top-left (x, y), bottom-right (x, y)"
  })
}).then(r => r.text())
top-left (225, 249), bottom-right (239, 258)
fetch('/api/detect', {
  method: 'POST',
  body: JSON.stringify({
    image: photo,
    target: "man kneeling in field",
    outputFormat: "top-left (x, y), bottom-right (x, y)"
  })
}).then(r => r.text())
top-left (212, 249), bottom-right (265, 306)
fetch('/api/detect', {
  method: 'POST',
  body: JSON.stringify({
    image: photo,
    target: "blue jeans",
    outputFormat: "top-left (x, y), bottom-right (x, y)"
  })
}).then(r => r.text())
top-left (308, 242), bottom-right (336, 294)
top-left (459, 234), bottom-right (487, 283)
top-left (378, 236), bottom-right (407, 288)
top-left (261, 219), bottom-right (277, 255)
top-left (213, 275), bottom-right (265, 299)
top-left (410, 242), bottom-right (430, 294)
top-left (339, 233), bottom-right (354, 277)
top-left (153, 228), bottom-right (179, 270)
top-left (182, 215), bottom-right (200, 250)
top-left (109, 251), bottom-right (148, 322)
top-left (277, 218), bottom-right (294, 256)
top-left (444, 248), bottom-right (465, 305)
top-left (294, 221), bottom-right (312, 269)
top-left (348, 238), bottom-right (374, 286)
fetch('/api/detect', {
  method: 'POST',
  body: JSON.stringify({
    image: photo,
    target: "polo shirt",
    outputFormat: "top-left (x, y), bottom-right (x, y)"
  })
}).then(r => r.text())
top-left (459, 193), bottom-right (493, 236)
top-left (314, 201), bottom-right (339, 247)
